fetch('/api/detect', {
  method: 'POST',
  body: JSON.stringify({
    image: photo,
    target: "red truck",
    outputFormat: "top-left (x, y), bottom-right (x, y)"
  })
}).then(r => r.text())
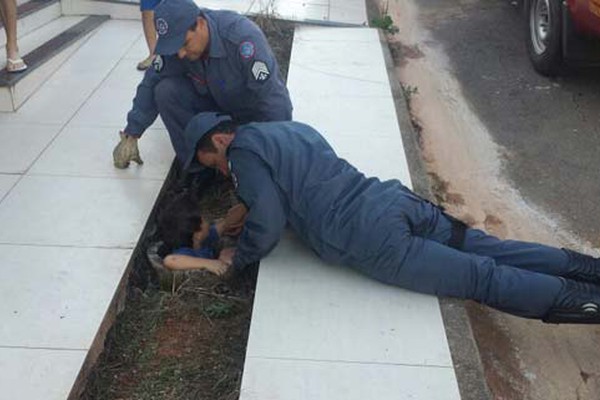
top-left (525, 0), bottom-right (600, 75)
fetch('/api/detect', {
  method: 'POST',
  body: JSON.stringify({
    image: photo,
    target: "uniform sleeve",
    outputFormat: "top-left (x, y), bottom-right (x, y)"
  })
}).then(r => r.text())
top-left (235, 20), bottom-right (292, 122)
top-left (124, 55), bottom-right (187, 137)
top-left (229, 149), bottom-right (287, 271)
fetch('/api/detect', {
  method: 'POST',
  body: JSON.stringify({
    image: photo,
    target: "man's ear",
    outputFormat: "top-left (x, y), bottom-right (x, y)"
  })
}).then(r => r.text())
top-left (196, 16), bottom-right (207, 31)
top-left (212, 133), bottom-right (229, 150)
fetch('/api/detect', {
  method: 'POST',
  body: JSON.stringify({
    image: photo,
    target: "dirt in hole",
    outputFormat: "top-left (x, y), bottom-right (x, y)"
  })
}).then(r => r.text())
top-left (80, 18), bottom-right (294, 400)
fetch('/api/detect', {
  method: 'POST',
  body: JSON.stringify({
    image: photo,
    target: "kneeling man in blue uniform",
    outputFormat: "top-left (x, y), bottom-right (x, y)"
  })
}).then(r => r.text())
top-left (113, 0), bottom-right (292, 169)
top-left (182, 112), bottom-right (600, 324)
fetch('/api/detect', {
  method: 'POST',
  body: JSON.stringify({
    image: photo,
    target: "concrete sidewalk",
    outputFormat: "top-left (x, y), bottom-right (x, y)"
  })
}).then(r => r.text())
top-left (0, 2), bottom-right (462, 398)
top-left (239, 26), bottom-right (460, 400)
top-left (0, 21), bottom-right (173, 400)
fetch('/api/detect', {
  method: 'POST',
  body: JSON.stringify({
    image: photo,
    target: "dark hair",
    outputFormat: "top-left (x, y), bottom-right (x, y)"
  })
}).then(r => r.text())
top-left (188, 12), bottom-right (207, 33)
top-left (195, 120), bottom-right (238, 153)
top-left (158, 192), bottom-right (204, 249)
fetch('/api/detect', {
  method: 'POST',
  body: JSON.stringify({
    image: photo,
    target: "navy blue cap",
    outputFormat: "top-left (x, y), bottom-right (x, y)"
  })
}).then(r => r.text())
top-left (183, 112), bottom-right (233, 170)
top-left (154, 0), bottom-right (200, 55)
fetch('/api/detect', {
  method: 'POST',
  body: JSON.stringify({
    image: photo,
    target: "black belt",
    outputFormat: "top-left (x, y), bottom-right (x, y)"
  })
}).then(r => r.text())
top-left (446, 214), bottom-right (467, 250)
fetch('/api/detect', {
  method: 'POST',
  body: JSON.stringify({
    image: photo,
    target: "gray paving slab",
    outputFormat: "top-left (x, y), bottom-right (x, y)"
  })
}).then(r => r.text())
top-left (240, 25), bottom-right (460, 399)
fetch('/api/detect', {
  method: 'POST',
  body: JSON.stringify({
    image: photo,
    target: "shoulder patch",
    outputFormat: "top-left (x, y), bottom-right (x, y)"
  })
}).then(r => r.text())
top-left (153, 55), bottom-right (164, 73)
top-left (156, 18), bottom-right (168, 36)
top-left (251, 60), bottom-right (270, 82)
top-left (239, 41), bottom-right (256, 59)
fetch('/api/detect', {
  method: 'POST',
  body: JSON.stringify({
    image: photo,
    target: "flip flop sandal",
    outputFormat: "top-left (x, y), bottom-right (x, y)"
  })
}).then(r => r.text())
top-left (6, 58), bottom-right (27, 73)
top-left (136, 55), bottom-right (155, 71)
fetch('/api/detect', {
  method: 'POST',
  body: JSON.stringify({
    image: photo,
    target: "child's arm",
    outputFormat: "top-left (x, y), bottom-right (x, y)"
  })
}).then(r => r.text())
top-left (163, 254), bottom-right (230, 276)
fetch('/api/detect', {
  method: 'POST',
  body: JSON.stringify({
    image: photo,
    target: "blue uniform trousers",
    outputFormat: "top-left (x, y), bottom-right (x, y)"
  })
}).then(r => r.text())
top-left (364, 194), bottom-right (566, 319)
top-left (155, 77), bottom-right (219, 165)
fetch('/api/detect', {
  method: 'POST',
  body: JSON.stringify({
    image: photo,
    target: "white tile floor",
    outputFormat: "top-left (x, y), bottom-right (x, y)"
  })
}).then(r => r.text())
top-left (243, 358), bottom-right (459, 400)
top-left (0, 20), bottom-right (174, 400)
top-left (0, 347), bottom-right (87, 400)
top-left (240, 26), bottom-right (461, 399)
top-left (0, 245), bottom-right (131, 349)
top-left (0, 123), bottom-right (62, 174)
top-left (0, 7), bottom-right (458, 400)
top-left (246, 233), bottom-right (453, 366)
top-left (0, 174), bottom-right (19, 200)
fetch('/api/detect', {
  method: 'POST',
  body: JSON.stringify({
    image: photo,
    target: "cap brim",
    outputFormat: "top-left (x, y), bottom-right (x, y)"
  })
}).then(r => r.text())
top-left (155, 31), bottom-right (186, 55)
top-left (183, 149), bottom-right (198, 170)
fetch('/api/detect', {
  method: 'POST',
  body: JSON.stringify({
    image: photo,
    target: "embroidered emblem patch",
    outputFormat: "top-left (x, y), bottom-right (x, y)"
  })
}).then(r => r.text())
top-left (239, 41), bottom-right (256, 59)
top-left (251, 61), bottom-right (270, 82)
top-left (156, 18), bottom-right (168, 36)
top-left (153, 55), bottom-right (164, 73)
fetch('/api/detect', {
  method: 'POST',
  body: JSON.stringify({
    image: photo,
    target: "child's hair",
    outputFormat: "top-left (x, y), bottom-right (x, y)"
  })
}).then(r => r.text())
top-left (158, 192), bottom-right (204, 250)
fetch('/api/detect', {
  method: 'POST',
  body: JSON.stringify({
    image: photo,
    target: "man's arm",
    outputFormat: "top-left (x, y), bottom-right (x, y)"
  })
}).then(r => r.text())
top-left (123, 66), bottom-right (162, 137)
top-left (123, 55), bottom-right (188, 137)
top-left (114, 56), bottom-right (186, 169)
top-left (229, 150), bottom-right (287, 271)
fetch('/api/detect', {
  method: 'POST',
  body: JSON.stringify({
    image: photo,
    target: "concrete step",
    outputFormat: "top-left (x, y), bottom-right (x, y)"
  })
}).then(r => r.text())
top-left (0, 15), bottom-right (109, 111)
top-left (0, 0), bottom-right (62, 49)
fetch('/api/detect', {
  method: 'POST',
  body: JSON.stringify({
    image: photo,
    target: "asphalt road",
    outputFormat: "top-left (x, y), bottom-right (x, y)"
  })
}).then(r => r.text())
top-left (382, 1), bottom-right (600, 398)
top-left (416, 0), bottom-right (600, 243)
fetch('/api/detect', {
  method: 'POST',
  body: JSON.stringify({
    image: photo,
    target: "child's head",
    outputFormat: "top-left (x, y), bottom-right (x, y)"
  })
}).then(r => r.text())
top-left (158, 193), bottom-right (208, 250)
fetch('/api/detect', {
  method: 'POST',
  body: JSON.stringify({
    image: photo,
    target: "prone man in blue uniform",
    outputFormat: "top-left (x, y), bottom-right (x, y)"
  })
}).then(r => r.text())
top-left (112, 0), bottom-right (292, 169)
top-left (179, 112), bottom-right (600, 324)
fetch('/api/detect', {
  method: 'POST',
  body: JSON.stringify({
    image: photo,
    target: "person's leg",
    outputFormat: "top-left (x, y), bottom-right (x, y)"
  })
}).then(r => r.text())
top-left (154, 77), bottom-right (218, 164)
top-left (428, 214), bottom-right (600, 284)
top-left (141, 10), bottom-right (156, 55)
top-left (367, 222), bottom-right (564, 319)
top-left (363, 188), bottom-right (600, 322)
top-left (138, 0), bottom-right (159, 70)
top-left (137, 10), bottom-right (156, 70)
top-left (0, 0), bottom-right (26, 72)
top-left (460, 228), bottom-right (570, 275)
top-left (372, 228), bottom-right (600, 323)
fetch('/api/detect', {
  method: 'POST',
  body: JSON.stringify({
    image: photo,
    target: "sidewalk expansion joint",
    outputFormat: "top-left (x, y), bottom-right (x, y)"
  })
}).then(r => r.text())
top-left (247, 355), bottom-right (454, 370)
top-left (0, 345), bottom-right (87, 352)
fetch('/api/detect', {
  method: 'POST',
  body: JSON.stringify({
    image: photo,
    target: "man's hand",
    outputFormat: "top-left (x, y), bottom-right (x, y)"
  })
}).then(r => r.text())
top-left (113, 131), bottom-right (143, 169)
top-left (219, 247), bottom-right (236, 265)
top-left (204, 259), bottom-right (230, 277)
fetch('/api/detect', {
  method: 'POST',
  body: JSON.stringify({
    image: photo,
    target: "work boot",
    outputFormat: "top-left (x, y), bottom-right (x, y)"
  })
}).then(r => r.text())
top-left (543, 279), bottom-right (600, 324)
top-left (562, 248), bottom-right (600, 285)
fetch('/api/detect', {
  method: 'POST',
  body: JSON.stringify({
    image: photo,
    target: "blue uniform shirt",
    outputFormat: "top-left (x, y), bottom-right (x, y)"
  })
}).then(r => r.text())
top-left (226, 121), bottom-right (430, 272)
top-left (125, 9), bottom-right (292, 136)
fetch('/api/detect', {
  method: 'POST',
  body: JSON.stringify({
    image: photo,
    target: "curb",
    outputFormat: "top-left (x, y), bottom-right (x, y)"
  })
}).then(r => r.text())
top-left (377, 28), bottom-right (493, 400)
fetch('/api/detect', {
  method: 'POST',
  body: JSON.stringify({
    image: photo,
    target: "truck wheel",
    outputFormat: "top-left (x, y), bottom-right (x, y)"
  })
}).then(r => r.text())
top-left (525, 0), bottom-right (563, 76)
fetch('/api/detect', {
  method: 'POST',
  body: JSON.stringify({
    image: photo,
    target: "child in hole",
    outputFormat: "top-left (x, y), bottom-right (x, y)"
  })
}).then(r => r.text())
top-left (158, 192), bottom-right (247, 275)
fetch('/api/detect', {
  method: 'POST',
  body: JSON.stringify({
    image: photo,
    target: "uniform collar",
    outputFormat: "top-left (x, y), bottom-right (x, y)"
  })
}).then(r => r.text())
top-left (203, 12), bottom-right (227, 58)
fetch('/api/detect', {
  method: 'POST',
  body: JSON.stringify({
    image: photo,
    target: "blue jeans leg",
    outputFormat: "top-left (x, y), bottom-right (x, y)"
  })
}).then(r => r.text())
top-left (373, 195), bottom-right (565, 318)
top-left (461, 228), bottom-right (570, 276)
top-left (386, 229), bottom-right (564, 318)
